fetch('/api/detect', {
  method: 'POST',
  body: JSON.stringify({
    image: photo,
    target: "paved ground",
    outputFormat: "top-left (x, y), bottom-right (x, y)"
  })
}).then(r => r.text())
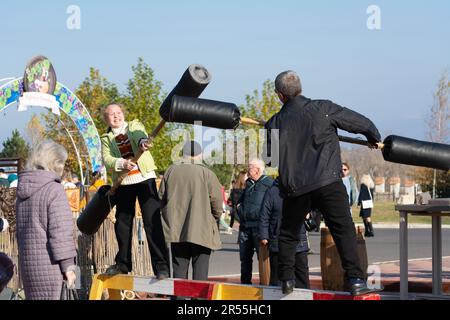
top-left (210, 225), bottom-right (450, 277)
top-left (207, 225), bottom-right (450, 297)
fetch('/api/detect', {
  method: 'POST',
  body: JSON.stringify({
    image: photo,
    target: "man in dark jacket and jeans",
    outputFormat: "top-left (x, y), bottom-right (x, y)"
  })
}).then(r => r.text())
top-left (264, 70), bottom-right (381, 295)
top-left (237, 159), bottom-right (273, 284)
top-left (259, 179), bottom-right (310, 288)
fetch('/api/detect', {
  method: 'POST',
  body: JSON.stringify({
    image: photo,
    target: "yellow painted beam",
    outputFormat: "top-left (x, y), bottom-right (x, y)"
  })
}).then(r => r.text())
top-left (107, 289), bottom-right (123, 300)
top-left (102, 275), bottom-right (134, 291)
top-left (212, 284), bottom-right (263, 300)
top-left (89, 274), bottom-right (134, 300)
top-left (89, 274), bottom-right (105, 300)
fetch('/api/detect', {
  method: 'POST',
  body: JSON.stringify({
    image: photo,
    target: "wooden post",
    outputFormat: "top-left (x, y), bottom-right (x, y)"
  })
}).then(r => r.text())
top-left (258, 244), bottom-right (271, 286)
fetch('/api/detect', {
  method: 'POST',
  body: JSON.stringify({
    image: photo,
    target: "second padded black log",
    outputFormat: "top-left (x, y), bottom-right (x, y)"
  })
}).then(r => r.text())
top-left (170, 95), bottom-right (241, 129)
top-left (160, 64), bottom-right (211, 121)
top-left (382, 135), bottom-right (450, 171)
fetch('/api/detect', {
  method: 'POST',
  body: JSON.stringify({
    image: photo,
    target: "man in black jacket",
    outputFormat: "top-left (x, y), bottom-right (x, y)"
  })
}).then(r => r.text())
top-left (264, 70), bottom-right (381, 295)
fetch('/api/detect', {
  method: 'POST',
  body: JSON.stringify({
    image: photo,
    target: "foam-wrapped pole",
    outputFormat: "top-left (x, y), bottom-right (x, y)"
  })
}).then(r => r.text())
top-left (77, 185), bottom-right (118, 235)
top-left (159, 64), bottom-right (211, 121)
top-left (382, 135), bottom-right (450, 171)
top-left (0, 253), bottom-right (14, 292)
top-left (170, 95), bottom-right (241, 129)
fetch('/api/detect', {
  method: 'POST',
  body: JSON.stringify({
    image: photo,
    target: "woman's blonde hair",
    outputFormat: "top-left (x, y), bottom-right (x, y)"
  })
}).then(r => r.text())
top-left (360, 174), bottom-right (375, 189)
top-left (101, 103), bottom-right (127, 123)
top-left (26, 139), bottom-right (68, 177)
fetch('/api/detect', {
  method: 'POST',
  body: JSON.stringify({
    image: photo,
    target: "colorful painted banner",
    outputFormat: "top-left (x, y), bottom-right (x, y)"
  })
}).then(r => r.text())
top-left (0, 78), bottom-right (103, 173)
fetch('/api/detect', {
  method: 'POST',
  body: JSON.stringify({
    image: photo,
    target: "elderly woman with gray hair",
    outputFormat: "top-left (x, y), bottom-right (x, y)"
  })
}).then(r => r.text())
top-left (16, 139), bottom-right (77, 300)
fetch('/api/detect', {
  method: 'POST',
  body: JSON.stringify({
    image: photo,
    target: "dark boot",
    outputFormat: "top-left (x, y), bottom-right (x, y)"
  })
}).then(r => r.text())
top-left (367, 221), bottom-right (374, 237)
top-left (344, 278), bottom-right (381, 296)
top-left (281, 280), bottom-right (295, 294)
top-left (363, 220), bottom-right (370, 238)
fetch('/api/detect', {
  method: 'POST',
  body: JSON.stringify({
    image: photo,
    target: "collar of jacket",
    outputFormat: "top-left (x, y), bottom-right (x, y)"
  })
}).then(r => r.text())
top-left (106, 122), bottom-right (129, 135)
top-left (247, 175), bottom-right (269, 186)
top-left (281, 95), bottom-right (311, 111)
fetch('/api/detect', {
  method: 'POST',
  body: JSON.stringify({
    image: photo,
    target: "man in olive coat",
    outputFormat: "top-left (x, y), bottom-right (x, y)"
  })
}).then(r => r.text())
top-left (159, 141), bottom-right (223, 280)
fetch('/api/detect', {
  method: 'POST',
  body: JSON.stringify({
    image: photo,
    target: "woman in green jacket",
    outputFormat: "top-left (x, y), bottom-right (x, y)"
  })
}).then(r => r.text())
top-left (101, 103), bottom-right (169, 278)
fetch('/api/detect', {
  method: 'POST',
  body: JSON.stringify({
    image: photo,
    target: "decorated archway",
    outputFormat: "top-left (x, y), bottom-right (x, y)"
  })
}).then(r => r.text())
top-left (0, 77), bottom-right (103, 179)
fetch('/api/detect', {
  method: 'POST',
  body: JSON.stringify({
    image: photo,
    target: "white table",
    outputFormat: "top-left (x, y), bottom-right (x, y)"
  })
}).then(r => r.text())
top-left (395, 204), bottom-right (450, 300)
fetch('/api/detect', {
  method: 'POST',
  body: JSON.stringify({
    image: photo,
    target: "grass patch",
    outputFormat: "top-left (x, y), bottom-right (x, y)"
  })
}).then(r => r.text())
top-left (351, 201), bottom-right (450, 225)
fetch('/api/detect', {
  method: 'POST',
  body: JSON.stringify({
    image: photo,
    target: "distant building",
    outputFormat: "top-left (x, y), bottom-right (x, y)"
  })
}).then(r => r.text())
top-left (374, 177), bottom-right (385, 193)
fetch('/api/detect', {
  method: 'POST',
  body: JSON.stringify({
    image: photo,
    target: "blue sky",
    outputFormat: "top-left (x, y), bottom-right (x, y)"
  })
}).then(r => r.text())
top-left (0, 0), bottom-right (449, 146)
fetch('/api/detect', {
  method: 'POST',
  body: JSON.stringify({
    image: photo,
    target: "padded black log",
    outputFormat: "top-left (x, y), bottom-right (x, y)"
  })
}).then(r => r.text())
top-left (159, 64), bottom-right (211, 121)
top-left (382, 135), bottom-right (450, 171)
top-left (0, 253), bottom-right (14, 290)
top-left (76, 185), bottom-right (118, 235)
top-left (170, 95), bottom-right (241, 129)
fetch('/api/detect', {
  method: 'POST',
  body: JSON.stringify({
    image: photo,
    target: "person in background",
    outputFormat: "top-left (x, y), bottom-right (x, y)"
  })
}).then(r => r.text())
top-left (71, 173), bottom-right (84, 199)
top-left (259, 178), bottom-right (310, 288)
top-left (62, 171), bottom-right (76, 189)
top-left (0, 169), bottom-right (9, 188)
top-left (358, 174), bottom-right (375, 238)
top-left (16, 139), bottom-right (77, 300)
top-left (229, 172), bottom-right (247, 230)
top-left (237, 159), bottom-right (273, 284)
top-left (0, 217), bottom-right (9, 233)
top-left (218, 185), bottom-right (233, 235)
top-left (88, 171), bottom-right (106, 192)
top-left (159, 141), bottom-right (222, 282)
top-left (341, 162), bottom-right (359, 215)
top-left (7, 174), bottom-right (18, 188)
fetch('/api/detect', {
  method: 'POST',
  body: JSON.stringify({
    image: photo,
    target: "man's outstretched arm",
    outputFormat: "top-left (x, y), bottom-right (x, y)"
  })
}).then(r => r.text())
top-left (322, 100), bottom-right (382, 147)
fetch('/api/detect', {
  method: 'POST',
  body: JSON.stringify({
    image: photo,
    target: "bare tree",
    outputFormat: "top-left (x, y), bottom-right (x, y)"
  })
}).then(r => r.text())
top-left (341, 145), bottom-right (415, 190)
top-left (427, 71), bottom-right (450, 197)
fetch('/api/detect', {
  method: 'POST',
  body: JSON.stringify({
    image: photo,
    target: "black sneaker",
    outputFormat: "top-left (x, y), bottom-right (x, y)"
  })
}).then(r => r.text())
top-left (156, 272), bottom-right (169, 280)
top-left (105, 264), bottom-right (128, 275)
top-left (281, 280), bottom-right (295, 294)
top-left (344, 278), bottom-right (381, 296)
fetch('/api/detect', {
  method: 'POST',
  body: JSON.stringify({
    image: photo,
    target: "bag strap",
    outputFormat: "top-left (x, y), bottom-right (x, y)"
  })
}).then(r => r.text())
top-left (60, 281), bottom-right (68, 300)
top-left (60, 281), bottom-right (79, 300)
top-left (69, 287), bottom-right (79, 300)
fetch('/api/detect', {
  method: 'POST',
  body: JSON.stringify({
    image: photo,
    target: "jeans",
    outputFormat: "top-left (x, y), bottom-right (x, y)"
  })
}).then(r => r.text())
top-left (238, 226), bottom-right (260, 284)
top-left (278, 181), bottom-right (364, 282)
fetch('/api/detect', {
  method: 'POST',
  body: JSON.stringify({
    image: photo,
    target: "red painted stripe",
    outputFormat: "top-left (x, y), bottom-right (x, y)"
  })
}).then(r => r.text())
top-left (354, 294), bottom-right (381, 301)
top-left (173, 280), bottom-right (215, 299)
top-left (206, 283), bottom-right (216, 300)
top-left (313, 292), bottom-right (380, 300)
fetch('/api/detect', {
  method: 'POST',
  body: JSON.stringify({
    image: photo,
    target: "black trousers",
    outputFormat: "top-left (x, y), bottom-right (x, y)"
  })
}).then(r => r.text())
top-left (115, 179), bottom-right (169, 276)
top-left (270, 251), bottom-right (310, 289)
top-left (171, 242), bottom-right (212, 281)
top-left (279, 181), bottom-right (364, 281)
top-left (229, 207), bottom-right (236, 228)
top-left (238, 227), bottom-right (260, 284)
